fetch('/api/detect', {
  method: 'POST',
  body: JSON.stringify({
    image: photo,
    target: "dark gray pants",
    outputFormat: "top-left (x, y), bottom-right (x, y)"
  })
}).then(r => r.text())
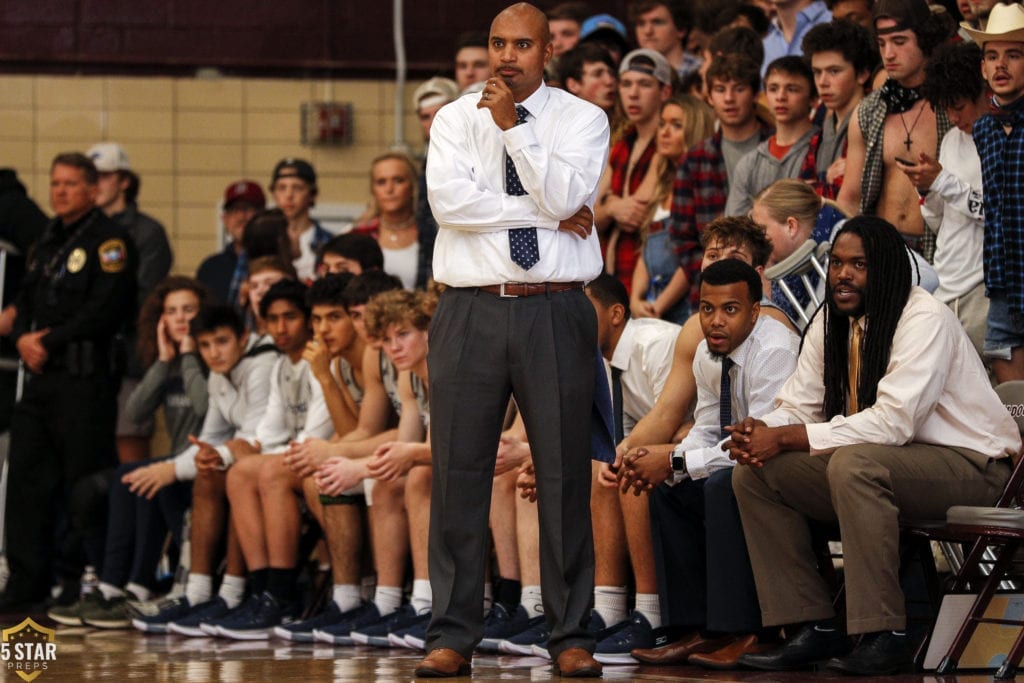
top-left (425, 287), bottom-right (597, 659)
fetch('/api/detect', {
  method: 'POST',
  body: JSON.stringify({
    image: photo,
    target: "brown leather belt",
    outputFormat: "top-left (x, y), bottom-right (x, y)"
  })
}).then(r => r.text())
top-left (477, 281), bottom-right (585, 298)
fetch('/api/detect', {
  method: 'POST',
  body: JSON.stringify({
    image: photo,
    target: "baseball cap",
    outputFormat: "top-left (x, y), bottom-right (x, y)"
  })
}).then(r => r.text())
top-left (413, 77), bottom-right (460, 111)
top-left (87, 142), bottom-right (131, 173)
top-left (223, 180), bottom-right (266, 210)
top-left (873, 0), bottom-right (931, 33)
top-left (271, 158), bottom-right (317, 188)
top-left (580, 13), bottom-right (631, 58)
top-left (619, 48), bottom-right (673, 86)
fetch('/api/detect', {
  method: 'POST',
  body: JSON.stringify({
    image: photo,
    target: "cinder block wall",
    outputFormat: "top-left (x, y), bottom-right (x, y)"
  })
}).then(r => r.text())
top-left (0, 74), bottom-right (424, 274)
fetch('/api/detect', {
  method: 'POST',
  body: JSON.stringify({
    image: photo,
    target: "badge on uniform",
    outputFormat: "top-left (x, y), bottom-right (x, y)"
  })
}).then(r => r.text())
top-left (98, 239), bottom-right (127, 273)
top-left (66, 248), bottom-right (87, 274)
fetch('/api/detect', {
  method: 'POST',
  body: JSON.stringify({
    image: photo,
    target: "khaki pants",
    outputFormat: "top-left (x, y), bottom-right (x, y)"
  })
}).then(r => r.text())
top-left (733, 443), bottom-right (1009, 634)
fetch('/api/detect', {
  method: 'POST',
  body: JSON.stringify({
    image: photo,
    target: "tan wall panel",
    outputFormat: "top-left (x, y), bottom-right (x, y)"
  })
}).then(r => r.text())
top-left (35, 77), bottom-right (105, 109)
top-left (106, 110), bottom-right (175, 142)
top-left (119, 142), bottom-right (175, 173)
top-left (244, 79), bottom-right (316, 110)
top-left (35, 110), bottom-right (104, 141)
top-left (175, 111), bottom-right (245, 142)
top-left (176, 143), bottom-right (246, 173)
top-left (174, 79), bottom-right (244, 110)
top-left (244, 111), bottom-right (301, 143)
top-left (106, 77), bottom-right (175, 110)
top-left (0, 111), bottom-right (34, 138)
top-left (0, 76), bottom-right (35, 108)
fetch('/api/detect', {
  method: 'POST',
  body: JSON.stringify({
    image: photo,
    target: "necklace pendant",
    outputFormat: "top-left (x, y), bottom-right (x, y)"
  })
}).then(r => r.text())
top-left (904, 135), bottom-right (912, 152)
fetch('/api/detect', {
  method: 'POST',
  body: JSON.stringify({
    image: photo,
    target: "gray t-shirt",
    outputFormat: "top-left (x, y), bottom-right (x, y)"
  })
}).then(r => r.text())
top-left (721, 133), bottom-right (762, 183)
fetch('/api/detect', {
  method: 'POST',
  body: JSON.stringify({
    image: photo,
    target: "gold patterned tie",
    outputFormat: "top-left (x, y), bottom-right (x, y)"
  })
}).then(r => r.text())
top-left (848, 320), bottom-right (862, 415)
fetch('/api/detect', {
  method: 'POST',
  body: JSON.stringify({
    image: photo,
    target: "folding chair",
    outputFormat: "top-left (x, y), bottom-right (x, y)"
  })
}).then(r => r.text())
top-left (916, 381), bottom-right (1024, 678)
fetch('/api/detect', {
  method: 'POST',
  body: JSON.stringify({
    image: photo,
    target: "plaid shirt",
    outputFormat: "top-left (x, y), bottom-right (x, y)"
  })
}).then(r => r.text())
top-left (670, 125), bottom-right (770, 308)
top-left (976, 109), bottom-right (1024, 313)
top-left (606, 127), bottom-right (656, 292)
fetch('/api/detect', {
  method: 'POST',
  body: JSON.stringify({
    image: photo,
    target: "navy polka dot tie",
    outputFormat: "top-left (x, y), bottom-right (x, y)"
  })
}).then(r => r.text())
top-left (720, 357), bottom-right (734, 439)
top-left (507, 105), bottom-right (540, 270)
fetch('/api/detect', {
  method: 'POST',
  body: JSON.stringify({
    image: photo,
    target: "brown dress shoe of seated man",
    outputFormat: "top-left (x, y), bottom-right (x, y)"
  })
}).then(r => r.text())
top-left (553, 647), bottom-right (603, 678)
top-left (631, 631), bottom-right (734, 664)
top-left (688, 634), bottom-right (774, 669)
top-left (415, 648), bottom-right (471, 678)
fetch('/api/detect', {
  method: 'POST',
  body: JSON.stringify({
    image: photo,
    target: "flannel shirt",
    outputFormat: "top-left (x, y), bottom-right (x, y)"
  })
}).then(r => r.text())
top-left (606, 127), bottom-right (656, 292)
top-left (670, 125), bottom-right (770, 308)
top-left (975, 109), bottom-right (1024, 314)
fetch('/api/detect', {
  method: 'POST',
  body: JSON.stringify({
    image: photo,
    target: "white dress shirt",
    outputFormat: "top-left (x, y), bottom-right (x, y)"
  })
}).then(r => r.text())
top-left (173, 334), bottom-right (279, 480)
top-left (255, 356), bottom-right (335, 453)
top-left (426, 83), bottom-right (610, 286)
top-left (610, 317), bottom-right (682, 435)
top-left (761, 287), bottom-right (1021, 458)
top-left (674, 315), bottom-right (800, 481)
top-left (921, 127), bottom-right (985, 303)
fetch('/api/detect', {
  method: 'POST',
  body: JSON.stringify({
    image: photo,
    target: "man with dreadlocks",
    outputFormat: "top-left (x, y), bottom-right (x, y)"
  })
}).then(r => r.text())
top-left (723, 216), bottom-right (1021, 676)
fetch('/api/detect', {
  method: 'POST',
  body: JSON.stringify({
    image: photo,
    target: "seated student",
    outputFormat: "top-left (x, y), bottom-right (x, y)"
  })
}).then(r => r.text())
top-left (557, 42), bottom-right (619, 116)
top-left (207, 279), bottom-right (338, 640)
top-left (318, 233), bottom-right (384, 277)
top-left (725, 56), bottom-right (821, 217)
top-left (616, 259), bottom-right (799, 668)
top-left (276, 272), bottom-right (412, 641)
top-left (131, 305), bottom-right (278, 634)
top-left (47, 277), bottom-right (209, 628)
top-left (726, 217), bottom-right (1020, 676)
top-left (246, 256), bottom-right (294, 336)
top-left (312, 289), bottom-right (435, 648)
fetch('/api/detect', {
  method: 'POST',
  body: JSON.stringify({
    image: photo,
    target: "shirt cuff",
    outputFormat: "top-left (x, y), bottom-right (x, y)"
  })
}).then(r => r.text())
top-left (805, 422), bottom-right (837, 455)
top-left (215, 444), bottom-right (235, 470)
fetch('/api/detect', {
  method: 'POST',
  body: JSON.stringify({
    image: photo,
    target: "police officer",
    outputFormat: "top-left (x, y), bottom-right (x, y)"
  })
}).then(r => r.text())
top-left (0, 153), bottom-right (136, 610)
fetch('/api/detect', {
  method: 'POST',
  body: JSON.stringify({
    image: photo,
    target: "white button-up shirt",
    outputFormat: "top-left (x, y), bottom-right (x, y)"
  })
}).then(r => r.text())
top-left (609, 317), bottom-right (682, 435)
top-left (427, 83), bottom-right (609, 286)
top-left (761, 287), bottom-right (1021, 458)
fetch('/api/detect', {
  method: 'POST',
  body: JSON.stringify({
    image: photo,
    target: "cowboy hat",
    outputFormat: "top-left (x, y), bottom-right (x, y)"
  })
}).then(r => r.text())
top-left (961, 2), bottom-right (1024, 46)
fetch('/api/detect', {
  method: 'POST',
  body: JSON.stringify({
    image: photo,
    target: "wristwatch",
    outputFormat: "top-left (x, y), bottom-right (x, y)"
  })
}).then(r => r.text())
top-left (670, 444), bottom-right (688, 477)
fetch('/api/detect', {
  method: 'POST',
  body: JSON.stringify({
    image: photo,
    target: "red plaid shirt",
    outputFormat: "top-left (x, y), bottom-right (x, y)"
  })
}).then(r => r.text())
top-left (670, 125), bottom-right (771, 308)
top-left (606, 127), bottom-right (656, 292)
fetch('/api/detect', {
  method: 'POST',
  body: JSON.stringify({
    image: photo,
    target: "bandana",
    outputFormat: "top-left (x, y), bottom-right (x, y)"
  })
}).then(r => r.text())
top-left (989, 94), bottom-right (1024, 123)
top-left (879, 79), bottom-right (922, 114)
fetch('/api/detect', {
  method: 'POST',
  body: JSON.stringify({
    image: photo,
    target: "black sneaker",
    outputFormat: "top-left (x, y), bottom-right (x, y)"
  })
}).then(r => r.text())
top-left (167, 597), bottom-right (232, 637)
top-left (312, 601), bottom-right (381, 645)
top-left (594, 611), bottom-right (655, 664)
top-left (200, 594), bottom-right (262, 637)
top-left (350, 604), bottom-right (420, 647)
top-left (396, 613), bottom-right (431, 650)
top-left (132, 596), bottom-right (193, 634)
top-left (273, 600), bottom-right (348, 642)
top-left (478, 603), bottom-right (531, 652)
top-left (497, 615), bottom-right (549, 655)
top-left (216, 591), bottom-right (297, 641)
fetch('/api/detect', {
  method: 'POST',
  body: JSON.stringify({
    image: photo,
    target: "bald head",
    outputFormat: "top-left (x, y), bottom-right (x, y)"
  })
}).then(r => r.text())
top-left (492, 3), bottom-right (552, 44)
top-left (489, 2), bottom-right (554, 101)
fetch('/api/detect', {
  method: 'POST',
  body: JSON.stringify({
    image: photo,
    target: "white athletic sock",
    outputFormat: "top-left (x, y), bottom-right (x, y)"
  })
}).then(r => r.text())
top-left (184, 573), bottom-right (212, 607)
top-left (125, 582), bottom-right (151, 602)
top-left (98, 582), bottom-right (126, 601)
top-left (521, 585), bottom-right (543, 618)
top-left (593, 585), bottom-right (628, 627)
top-left (374, 586), bottom-right (403, 617)
top-left (218, 574), bottom-right (246, 609)
top-left (410, 579), bottom-right (432, 615)
top-left (332, 584), bottom-right (363, 613)
top-left (634, 593), bottom-right (662, 629)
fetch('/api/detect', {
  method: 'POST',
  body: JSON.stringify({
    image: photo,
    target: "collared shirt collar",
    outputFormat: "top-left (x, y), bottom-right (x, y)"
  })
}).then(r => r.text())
top-left (610, 317), bottom-right (638, 372)
top-left (517, 82), bottom-right (551, 119)
top-left (723, 315), bottom-right (766, 368)
top-left (767, 0), bottom-right (829, 38)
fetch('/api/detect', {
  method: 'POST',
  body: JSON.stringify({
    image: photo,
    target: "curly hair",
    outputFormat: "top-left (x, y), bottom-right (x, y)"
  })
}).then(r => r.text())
top-left (706, 53), bottom-right (761, 93)
top-left (802, 19), bottom-right (879, 75)
top-left (364, 289), bottom-right (436, 339)
top-left (921, 40), bottom-right (985, 110)
top-left (137, 276), bottom-right (210, 368)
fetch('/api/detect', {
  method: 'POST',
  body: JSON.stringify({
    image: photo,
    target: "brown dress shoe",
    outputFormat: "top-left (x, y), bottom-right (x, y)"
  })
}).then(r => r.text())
top-left (553, 647), bottom-right (603, 678)
top-left (688, 634), bottom-right (774, 670)
top-left (414, 648), bottom-right (471, 678)
top-left (631, 631), bottom-right (735, 664)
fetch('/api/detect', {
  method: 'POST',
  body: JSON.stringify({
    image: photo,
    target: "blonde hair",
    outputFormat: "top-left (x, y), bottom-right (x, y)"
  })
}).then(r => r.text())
top-left (753, 179), bottom-right (824, 230)
top-left (357, 152), bottom-right (419, 224)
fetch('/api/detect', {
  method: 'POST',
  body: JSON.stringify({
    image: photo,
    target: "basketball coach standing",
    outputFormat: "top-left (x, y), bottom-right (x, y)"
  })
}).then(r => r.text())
top-left (417, 3), bottom-right (610, 678)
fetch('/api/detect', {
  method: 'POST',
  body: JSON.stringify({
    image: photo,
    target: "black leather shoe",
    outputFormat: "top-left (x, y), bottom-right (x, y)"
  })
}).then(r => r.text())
top-left (738, 623), bottom-right (849, 671)
top-left (826, 630), bottom-right (913, 675)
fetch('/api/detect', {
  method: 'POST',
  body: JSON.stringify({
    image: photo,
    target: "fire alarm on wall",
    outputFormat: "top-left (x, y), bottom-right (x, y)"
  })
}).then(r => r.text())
top-left (301, 102), bottom-right (353, 146)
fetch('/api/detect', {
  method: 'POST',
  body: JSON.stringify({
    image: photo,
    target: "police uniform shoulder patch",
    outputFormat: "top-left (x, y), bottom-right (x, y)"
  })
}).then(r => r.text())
top-left (66, 247), bottom-right (87, 274)
top-left (98, 239), bottom-right (127, 273)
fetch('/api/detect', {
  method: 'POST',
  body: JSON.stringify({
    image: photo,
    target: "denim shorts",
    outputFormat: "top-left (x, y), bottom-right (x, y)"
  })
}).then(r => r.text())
top-left (984, 290), bottom-right (1024, 361)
